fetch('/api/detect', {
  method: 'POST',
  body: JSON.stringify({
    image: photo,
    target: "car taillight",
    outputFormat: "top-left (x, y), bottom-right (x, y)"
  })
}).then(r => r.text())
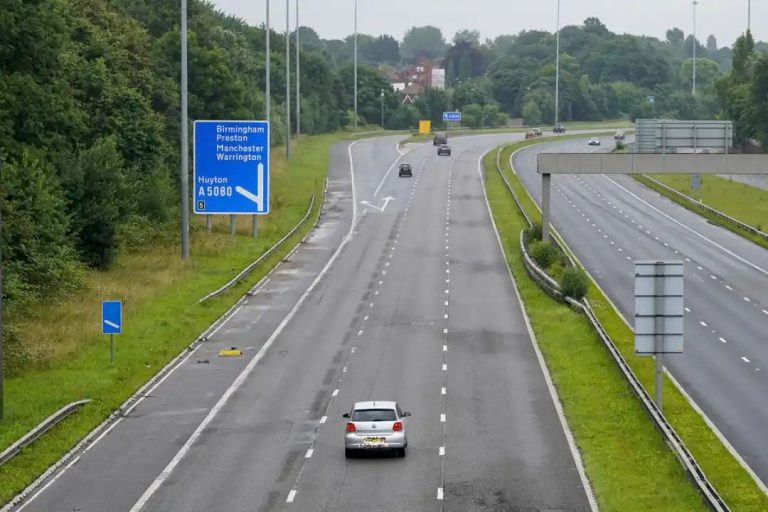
top-left (392, 421), bottom-right (403, 432)
top-left (346, 422), bottom-right (356, 432)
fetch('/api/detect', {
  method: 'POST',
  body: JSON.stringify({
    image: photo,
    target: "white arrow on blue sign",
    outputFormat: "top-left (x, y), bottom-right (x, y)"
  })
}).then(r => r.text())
top-left (194, 120), bottom-right (270, 215)
top-left (102, 301), bottom-right (122, 335)
top-left (443, 111), bottom-right (461, 122)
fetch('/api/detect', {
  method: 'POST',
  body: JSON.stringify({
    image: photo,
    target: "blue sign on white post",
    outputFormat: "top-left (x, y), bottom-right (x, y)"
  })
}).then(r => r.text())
top-left (193, 120), bottom-right (270, 215)
top-left (443, 111), bottom-right (462, 122)
top-left (102, 301), bottom-right (122, 335)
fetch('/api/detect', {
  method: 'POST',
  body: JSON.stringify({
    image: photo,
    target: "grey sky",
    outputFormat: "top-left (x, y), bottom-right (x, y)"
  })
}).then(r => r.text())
top-left (210, 0), bottom-right (765, 49)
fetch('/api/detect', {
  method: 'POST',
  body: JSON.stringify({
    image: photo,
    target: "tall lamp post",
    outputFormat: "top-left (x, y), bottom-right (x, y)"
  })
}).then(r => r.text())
top-left (295, 0), bottom-right (300, 137)
top-left (0, 160), bottom-right (4, 419)
top-left (285, 0), bottom-right (291, 159)
top-left (353, 0), bottom-right (358, 131)
top-left (555, 0), bottom-right (561, 127)
top-left (748, 0), bottom-right (751, 32)
top-left (692, 0), bottom-right (698, 96)
top-left (380, 89), bottom-right (385, 129)
top-left (180, 0), bottom-right (190, 260)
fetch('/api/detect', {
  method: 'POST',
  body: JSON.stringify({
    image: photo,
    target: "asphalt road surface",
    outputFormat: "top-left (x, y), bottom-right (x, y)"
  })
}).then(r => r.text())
top-left (513, 139), bottom-right (768, 487)
top-left (12, 133), bottom-right (593, 512)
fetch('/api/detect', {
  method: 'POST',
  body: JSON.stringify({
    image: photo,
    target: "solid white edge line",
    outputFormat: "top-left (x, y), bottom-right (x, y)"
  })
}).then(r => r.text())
top-left (481, 150), bottom-right (598, 512)
top-left (603, 175), bottom-right (768, 277)
top-left (512, 144), bottom-right (768, 497)
top-left (127, 139), bottom-right (365, 512)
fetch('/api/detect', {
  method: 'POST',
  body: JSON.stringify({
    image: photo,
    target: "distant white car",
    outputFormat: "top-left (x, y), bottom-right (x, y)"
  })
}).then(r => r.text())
top-left (587, 137), bottom-right (601, 146)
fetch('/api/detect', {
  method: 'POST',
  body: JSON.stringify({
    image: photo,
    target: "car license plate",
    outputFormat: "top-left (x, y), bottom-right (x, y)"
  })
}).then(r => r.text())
top-left (364, 437), bottom-right (385, 445)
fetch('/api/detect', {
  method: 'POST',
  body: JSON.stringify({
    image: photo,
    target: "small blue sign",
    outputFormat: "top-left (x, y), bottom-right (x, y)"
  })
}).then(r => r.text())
top-left (102, 301), bottom-right (122, 335)
top-left (443, 111), bottom-right (462, 122)
top-left (648, 95), bottom-right (656, 104)
top-left (194, 120), bottom-right (270, 215)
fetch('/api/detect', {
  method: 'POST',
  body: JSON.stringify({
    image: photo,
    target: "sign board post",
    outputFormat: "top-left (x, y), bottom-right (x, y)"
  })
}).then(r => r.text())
top-left (194, 121), bottom-right (270, 216)
top-left (102, 301), bottom-right (122, 365)
top-left (634, 261), bottom-right (684, 411)
top-left (443, 111), bottom-right (461, 132)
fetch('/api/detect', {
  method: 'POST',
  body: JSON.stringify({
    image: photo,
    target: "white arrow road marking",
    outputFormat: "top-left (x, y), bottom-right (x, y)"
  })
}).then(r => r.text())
top-left (359, 196), bottom-right (395, 213)
top-left (104, 320), bottom-right (120, 330)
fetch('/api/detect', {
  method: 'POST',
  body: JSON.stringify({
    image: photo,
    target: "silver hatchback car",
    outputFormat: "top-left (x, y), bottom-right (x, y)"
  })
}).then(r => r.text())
top-left (343, 401), bottom-right (410, 458)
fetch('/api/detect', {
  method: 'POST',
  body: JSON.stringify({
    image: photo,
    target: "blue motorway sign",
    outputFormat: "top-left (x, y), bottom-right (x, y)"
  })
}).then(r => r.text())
top-left (443, 111), bottom-right (462, 122)
top-left (194, 120), bottom-right (270, 214)
top-left (102, 301), bottom-right (122, 335)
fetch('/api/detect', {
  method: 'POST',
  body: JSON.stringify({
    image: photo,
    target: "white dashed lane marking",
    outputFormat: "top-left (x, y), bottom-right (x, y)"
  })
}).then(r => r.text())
top-left (286, 490), bottom-right (297, 503)
top-left (332, 389), bottom-right (339, 397)
top-left (742, 356), bottom-right (751, 363)
top-left (719, 337), bottom-right (728, 344)
top-left (305, 449), bottom-right (313, 459)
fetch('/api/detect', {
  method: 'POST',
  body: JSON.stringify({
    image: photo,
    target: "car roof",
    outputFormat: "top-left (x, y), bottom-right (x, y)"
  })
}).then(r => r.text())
top-left (353, 401), bottom-right (397, 410)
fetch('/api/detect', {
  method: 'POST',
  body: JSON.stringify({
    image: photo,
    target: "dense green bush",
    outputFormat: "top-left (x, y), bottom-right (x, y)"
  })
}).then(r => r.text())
top-left (527, 240), bottom-right (559, 269)
top-left (526, 221), bottom-right (543, 241)
top-left (560, 266), bottom-right (589, 300)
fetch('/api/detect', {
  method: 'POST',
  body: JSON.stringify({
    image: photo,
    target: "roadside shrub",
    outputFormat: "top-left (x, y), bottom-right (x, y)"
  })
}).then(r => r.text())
top-left (528, 240), bottom-right (559, 269)
top-left (560, 267), bottom-right (589, 300)
top-left (526, 221), bottom-right (543, 241)
top-left (616, 140), bottom-right (626, 151)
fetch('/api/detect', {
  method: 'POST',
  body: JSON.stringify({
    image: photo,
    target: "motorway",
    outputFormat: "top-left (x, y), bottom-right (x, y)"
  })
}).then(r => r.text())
top-left (513, 139), bottom-right (768, 486)
top-left (11, 133), bottom-right (593, 512)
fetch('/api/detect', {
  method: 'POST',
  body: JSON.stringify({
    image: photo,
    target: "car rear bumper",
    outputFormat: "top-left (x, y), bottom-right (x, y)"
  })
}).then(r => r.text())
top-left (345, 432), bottom-right (406, 450)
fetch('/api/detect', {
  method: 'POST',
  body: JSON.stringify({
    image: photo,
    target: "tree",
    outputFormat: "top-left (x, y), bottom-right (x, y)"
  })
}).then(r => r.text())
top-left (337, 65), bottom-right (394, 126)
top-left (361, 35), bottom-right (400, 65)
top-left (401, 26), bottom-right (446, 63)
top-left (414, 88), bottom-right (449, 125)
top-left (453, 29), bottom-right (480, 46)
top-left (666, 28), bottom-right (685, 48)
top-left (706, 35), bottom-right (718, 53)
top-left (461, 104), bottom-right (483, 127)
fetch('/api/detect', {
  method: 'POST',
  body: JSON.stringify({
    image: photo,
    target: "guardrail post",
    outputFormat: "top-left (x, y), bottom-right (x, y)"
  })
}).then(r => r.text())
top-left (542, 172), bottom-right (552, 242)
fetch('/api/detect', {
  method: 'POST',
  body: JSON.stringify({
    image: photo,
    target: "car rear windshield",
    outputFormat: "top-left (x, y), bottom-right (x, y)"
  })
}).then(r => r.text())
top-left (352, 409), bottom-right (397, 421)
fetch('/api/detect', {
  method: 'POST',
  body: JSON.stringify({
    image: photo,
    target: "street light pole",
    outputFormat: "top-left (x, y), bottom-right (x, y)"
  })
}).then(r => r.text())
top-left (748, 0), bottom-right (751, 32)
top-left (0, 161), bottom-right (4, 419)
top-left (353, 0), bottom-right (358, 131)
top-left (295, 0), bottom-right (300, 138)
top-left (180, 0), bottom-right (190, 260)
top-left (285, 0), bottom-right (291, 159)
top-left (692, 0), bottom-right (698, 96)
top-left (555, 0), bottom-right (561, 126)
top-left (266, 0), bottom-right (270, 126)
top-left (380, 89), bottom-right (384, 129)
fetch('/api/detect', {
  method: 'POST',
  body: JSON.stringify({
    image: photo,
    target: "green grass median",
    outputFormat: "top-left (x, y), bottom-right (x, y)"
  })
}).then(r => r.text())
top-left (0, 132), bottom-right (346, 505)
top-left (635, 173), bottom-right (768, 250)
top-left (487, 138), bottom-right (768, 510)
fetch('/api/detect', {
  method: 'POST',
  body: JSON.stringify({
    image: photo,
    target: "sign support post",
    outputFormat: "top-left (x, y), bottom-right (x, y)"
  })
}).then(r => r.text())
top-left (634, 260), bottom-right (685, 413)
top-left (102, 301), bottom-right (122, 365)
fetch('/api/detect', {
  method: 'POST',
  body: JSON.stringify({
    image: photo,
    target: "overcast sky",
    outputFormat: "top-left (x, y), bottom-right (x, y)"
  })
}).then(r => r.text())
top-left (209, 0), bottom-right (765, 48)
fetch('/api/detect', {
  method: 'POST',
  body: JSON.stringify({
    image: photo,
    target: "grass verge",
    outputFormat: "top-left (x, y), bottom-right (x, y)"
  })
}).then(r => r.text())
top-left (494, 138), bottom-right (768, 510)
top-left (484, 146), bottom-right (706, 511)
top-left (634, 174), bottom-right (768, 250)
top-left (0, 132), bottom-right (347, 505)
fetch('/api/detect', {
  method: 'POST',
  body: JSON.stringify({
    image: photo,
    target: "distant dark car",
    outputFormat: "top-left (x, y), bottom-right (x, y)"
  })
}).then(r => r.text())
top-left (553, 124), bottom-right (566, 134)
top-left (433, 134), bottom-right (447, 146)
top-left (437, 144), bottom-right (451, 156)
top-left (398, 163), bottom-right (413, 177)
top-left (614, 130), bottom-right (626, 140)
